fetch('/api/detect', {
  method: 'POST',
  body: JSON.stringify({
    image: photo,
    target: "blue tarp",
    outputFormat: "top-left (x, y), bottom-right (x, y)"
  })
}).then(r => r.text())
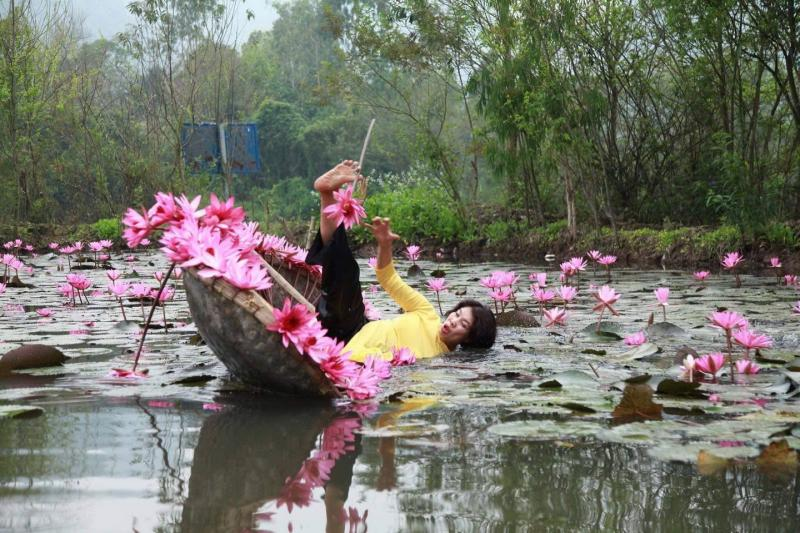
top-left (181, 122), bottom-right (262, 175)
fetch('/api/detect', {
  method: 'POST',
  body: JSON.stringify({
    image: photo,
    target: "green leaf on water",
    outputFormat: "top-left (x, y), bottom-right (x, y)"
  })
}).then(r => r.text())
top-left (538, 379), bottom-right (562, 389)
top-left (581, 349), bottom-right (607, 356)
top-left (487, 420), bottom-right (598, 440)
top-left (656, 379), bottom-right (706, 398)
top-left (0, 404), bottom-right (44, 418)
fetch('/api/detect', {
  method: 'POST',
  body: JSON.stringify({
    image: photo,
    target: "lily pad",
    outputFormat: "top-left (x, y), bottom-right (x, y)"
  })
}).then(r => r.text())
top-left (0, 404), bottom-right (44, 418)
top-left (656, 379), bottom-right (706, 398)
top-left (487, 419), bottom-right (598, 440)
top-left (614, 343), bottom-right (659, 361)
top-left (579, 321), bottom-right (624, 340)
top-left (646, 322), bottom-right (688, 339)
top-left (495, 309), bottom-right (540, 328)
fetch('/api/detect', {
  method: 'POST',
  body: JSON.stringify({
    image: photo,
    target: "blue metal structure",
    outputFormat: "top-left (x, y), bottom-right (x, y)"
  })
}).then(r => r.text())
top-left (181, 122), bottom-right (262, 175)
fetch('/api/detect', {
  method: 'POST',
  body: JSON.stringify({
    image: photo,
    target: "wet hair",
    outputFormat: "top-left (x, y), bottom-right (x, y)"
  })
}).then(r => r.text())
top-left (445, 299), bottom-right (497, 349)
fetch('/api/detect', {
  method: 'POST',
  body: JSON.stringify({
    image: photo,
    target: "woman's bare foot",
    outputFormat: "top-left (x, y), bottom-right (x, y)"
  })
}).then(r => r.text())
top-left (314, 160), bottom-right (361, 193)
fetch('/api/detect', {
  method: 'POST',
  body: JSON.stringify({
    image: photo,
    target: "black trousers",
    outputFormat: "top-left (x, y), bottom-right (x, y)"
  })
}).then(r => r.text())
top-left (306, 224), bottom-right (369, 343)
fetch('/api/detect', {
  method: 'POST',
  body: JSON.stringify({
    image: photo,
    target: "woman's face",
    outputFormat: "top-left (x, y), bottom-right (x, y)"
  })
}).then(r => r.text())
top-left (439, 306), bottom-right (475, 348)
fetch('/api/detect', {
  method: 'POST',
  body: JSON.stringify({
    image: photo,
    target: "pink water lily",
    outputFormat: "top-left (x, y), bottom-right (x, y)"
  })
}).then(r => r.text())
top-left (543, 307), bottom-right (568, 327)
top-left (732, 328), bottom-right (772, 359)
top-left (203, 193), bottom-right (246, 230)
top-left (681, 354), bottom-right (696, 382)
top-left (427, 277), bottom-right (447, 292)
top-left (267, 298), bottom-right (318, 352)
top-left (721, 251), bottom-right (743, 287)
top-left (587, 250), bottom-right (602, 262)
top-left (793, 301), bottom-right (800, 314)
top-left (48, 242), bottom-right (60, 250)
top-left (769, 257), bottom-right (781, 268)
top-left (695, 352), bottom-right (726, 378)
top-left (391, 346), bottom-right (416, 366)
top-left (598, 255), bottom-right (617, 281)
top-left (529, 272), bottom-right (547, 287)
top-left (405, 244), bottom-right (422, 263)
top-left (323, 184), bottom-right (366, 230)
top-left (785, 274), bottom-right (797, 286)
top-left (654, 287), bottom-right (669, 321)
top-left (592, 285), bottom-right (620, 331)
top-left (709, 310), bottom-right (748, 332)
top-left (221, 256), bottom-right (273, 291)
top-left (108, 368), bottom-right (149, 379)
top-left (36, 308), bottom-right (54, 318)
top-left (106, 269), bottom-right (121, 281)
top-left (367, 257), bottom-right (377, 269)
top-left (693, 271), bottom-right (710, 283)
top-left (531, 286), bottom-right (555, 304)
top-left (624, 331), bottom-right (647, 346)
top-left (558, 285), bottom-right (577, 307)
top-left (735, 359), bottom-right (760, 375)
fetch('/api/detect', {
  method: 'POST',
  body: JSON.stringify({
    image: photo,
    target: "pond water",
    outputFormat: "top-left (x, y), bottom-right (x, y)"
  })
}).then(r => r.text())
top-left (1, 252), bottom-right (800, 532)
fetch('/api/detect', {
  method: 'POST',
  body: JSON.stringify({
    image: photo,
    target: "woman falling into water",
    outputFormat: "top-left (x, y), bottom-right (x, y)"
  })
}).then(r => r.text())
top-left (305, 160), bottom-right (497, 362)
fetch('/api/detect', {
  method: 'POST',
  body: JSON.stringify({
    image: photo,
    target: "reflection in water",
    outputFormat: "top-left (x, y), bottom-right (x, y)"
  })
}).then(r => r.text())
top-left (181, 396), bottom-right (369, 533)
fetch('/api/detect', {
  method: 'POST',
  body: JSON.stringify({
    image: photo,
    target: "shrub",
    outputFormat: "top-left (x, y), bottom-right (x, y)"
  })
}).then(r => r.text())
top-left (760, 222), bottom-right (798, 249)
top-left (91, 218), bottom-right (122, 241)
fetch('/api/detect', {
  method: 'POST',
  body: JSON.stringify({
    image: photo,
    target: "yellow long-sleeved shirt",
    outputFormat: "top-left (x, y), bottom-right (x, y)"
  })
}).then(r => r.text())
top-left (345, 262), bottom-right (449, 362)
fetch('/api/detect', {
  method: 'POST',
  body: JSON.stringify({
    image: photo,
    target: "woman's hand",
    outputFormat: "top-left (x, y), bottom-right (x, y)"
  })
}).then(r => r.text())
top-left (364, 216), bottom-right (399, 244)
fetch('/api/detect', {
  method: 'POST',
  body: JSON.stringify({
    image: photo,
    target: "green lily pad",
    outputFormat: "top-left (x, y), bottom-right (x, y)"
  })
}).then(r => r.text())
top-left (0, 404), bottom-right (44, 418)
top-left (358, 422), bottom-right (449, 438)
top-left (646, 322), bottom-right (688, 339)
top-left (614, 343), bottom-right (659, 361)
top-left (487, 419), bottom-right (598, 440)
top-left (581, 349), bottom-right (607, 356)
top-left (656, 379), bottom-right (706, 398)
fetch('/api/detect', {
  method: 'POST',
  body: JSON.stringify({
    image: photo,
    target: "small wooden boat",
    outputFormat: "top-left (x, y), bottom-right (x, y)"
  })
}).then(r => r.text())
top-left (183, 255), bottom-right (340, 398)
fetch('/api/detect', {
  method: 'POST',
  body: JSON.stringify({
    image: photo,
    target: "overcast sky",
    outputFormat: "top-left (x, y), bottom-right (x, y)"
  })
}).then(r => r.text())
top-left (69, 0), bottom-right (279, 43)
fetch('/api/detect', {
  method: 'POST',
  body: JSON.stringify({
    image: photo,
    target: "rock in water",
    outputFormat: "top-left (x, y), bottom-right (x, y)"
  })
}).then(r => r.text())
top-left (0, 344), bottom-right (67, 373)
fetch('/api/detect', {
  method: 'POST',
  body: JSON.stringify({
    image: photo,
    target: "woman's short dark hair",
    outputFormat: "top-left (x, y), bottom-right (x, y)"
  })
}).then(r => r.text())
top-left (445, 299), bottom-right (497, 349)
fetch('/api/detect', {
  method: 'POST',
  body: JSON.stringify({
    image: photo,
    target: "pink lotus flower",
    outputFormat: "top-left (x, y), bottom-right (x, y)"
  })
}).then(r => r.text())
top-left (36, 308), bottom-right (54, 317)
top-left (267, 298), bottom-right (317, 351)
top-left (319, 350), bottom-right (359, 385)
top-left (693, 271), bottom-right (710, 282)
top-left (108, 281), bottom-right (130, 297)
top-left (152, 286), bottom-right (175, 303)
top-left (654, 287), bottom-right (669, 306)
top-left (106, 270), bottom-right (121, 281)
top-left (147, 400), bottom-right (175, 408)
top-left (708, 394), bottom-right (720, 404)
top-left (489, 287), bottom-right (513, 302)
top-left (203, 193), bottom-right (245, 230)
top-left (624, 331), bottom-right (647, 346)
top-left (322, 184), bottom-right (366, 230)
top-left (559, 261), bottom-right (577, 278)
top-left (598, 255), bottom-right (617, 266)
top-left (709, 311), bottom-right (748, 332)
top-left (154, 272), bottom-right (164, 282)
top-left (721, 251), bottom-right (743, 270)
top-left (404, 245), bottom-right (421, 263)
top-left (130, 282), bottom-right (153, 298)
top-left (391, 346), bottom-right (416, 366)
top-left (569, 257), bottom-right (587, 272)
top-left (732, 328), bottom-right (772, 358)
top-left (99, 239), bottom-right (113, 249)
top-left (785, 274), bottom-right (797, 286)
top-left (529, 272), bottom-right (547, 287)
top-left (531, 286), bottom-right (555, 304)
top-left (122, 207), bottom-right (152, 248)
top-left (769, 257), bottom-right (781, 268)
top-left (89, 242), bottom-right (104, 252)
top-left (427, 277), bottom-right (447, 292)
top-left (173, 267), bottom-right (183, 279)
top-left (221, 256), bottom-right (273, 291)
top-left (48, 242), bottom-right (60, 250)
top-left (543, 307), bottom-right (568, 327)
top-left (202, 402), bottom-right (224, 412)
top-left (56, 283), bottom-right (72, 298)
top-left (695, 352), bottom-right (726, 378)
top-left (735, 359), bottom-right (760, 375)
top-left (140, 238), bottom-right (151, 247)
top-left (558, 285), bottom-right (577, 305)
top-left (654, 287), bottom-right (669, 321)
top-left (793, 301), bottom-right (800, 314)
top-left (681, 354), bottom-right (696, 381)
top-left (367, 257), bottom-right (377, 269)
top-left (587, 250), bottom-right (602, 261)
top-left (592, 285), bottom-right (620, 315)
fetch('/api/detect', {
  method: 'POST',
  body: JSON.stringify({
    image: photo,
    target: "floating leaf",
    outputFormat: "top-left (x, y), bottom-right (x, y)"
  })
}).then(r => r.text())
top-left (487, 420), bottom-right (598, 440)
top-left (614, 343), bottom-right (659, 361)
top-left (646, 322), bottom-right (688, 339)
top-left (0, 404), bottom-right (44, 418)
top-left (612, 383), bottom-right (663, 423)
top-left (538, 379), bottom-right (562, 389)
top-left (171, 374), bottom-right (216, 385)
top-left (756, 439), bottom-right (798, 470)
top-left (656, 379), bottom-right (706, 398)
top-left (582, 348), bottom-right (607, 356)
top-left (560, 402), bottom-right (597, 414)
